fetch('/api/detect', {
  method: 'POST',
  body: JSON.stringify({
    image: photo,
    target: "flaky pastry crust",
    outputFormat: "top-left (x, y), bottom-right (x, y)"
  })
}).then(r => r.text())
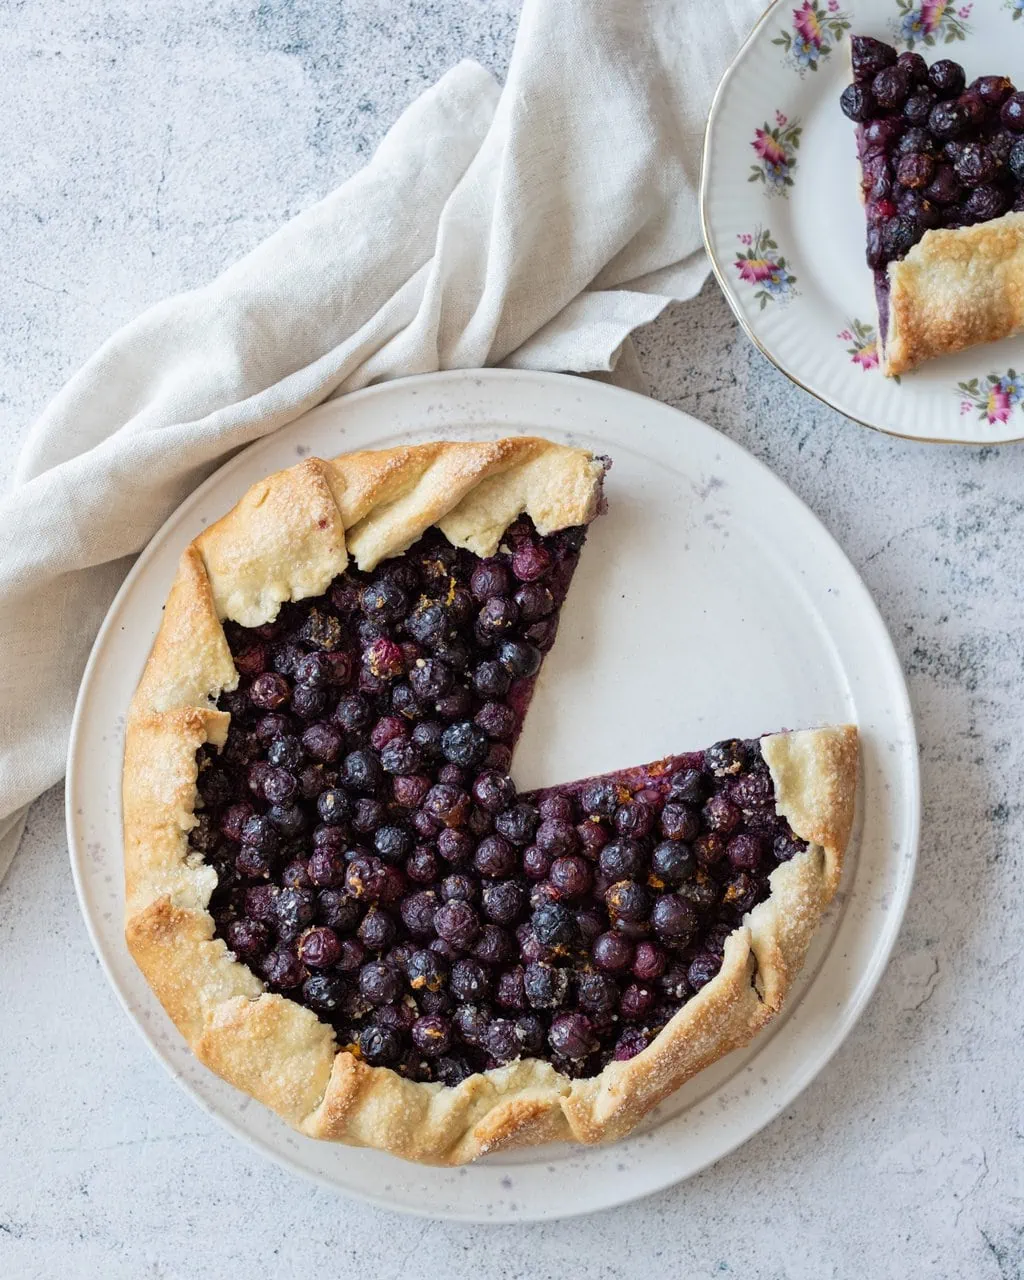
top-left (884, 211), bottom-right (1024, 375)
top-left (124, 439), bottom-right (857, 1165)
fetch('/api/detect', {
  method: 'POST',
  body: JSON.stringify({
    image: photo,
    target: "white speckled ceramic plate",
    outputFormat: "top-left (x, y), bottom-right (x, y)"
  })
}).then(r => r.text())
top-left (66, 369), bottom-right (919, 1221)
top-left (702, 0), bottom-right (1024, 443)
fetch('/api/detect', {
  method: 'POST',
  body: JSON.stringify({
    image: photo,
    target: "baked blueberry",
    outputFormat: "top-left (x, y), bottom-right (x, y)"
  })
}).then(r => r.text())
top-left (632, 941), bottom-right (666, 982)
top-left (450, 958), bottom-right (490, 1002)
top-left (514, 582), bottom-right (554, 622)
top-left (872, 65), bottom-right (911, 111)
top-left (954, 142), bottom-right (997, 187)
top-left (352, 797), bottom-right (385, 832)
top-left (896, 152), bottom-right (935, 190)
top-left (496, 639), bottom-right (541, 679)
top-left (473, 835), bottom-right (517, 879)
top-left (485, 1017), bottom-right (522, 1065)
top-left (704, 739), bottom-right (745, 777)
top-left (359, 962), bottom-right (400, 1006)
top-left (523, 962), bottom-right (569, 1009)
top-left (971, 74), bottom-right (1013, 107)
top-left (531, 902), bottom-right (580, 951)
top-left (650, 895), bottom-right (698, 946)
top-left (495, 802), bottom-right (539, 846)
top-left (897, 51), bottom-right (927, 86)
top-left (361, 580), bottom-right (407, 621)
top-left (298, 926), bottom-right (342, 968)
top-left (620, 982), bottom-right (656, 1022)
top-left (471, 769), bottom-right (516, 814)
top-left (359, 1023), bottom-right (402, 1066)
top-left (650, 840), bottom-right (695, 887)
top-left (548, 1012), bottom-right (597, 1061)
top-left (344, 855), bottom-right (387, 901)
top-left (581, 779), bottom-right (618, 818)
top-left (399, 890), bottom-right (439, 940)
top-left (851, 35), bottom-right (895, 81)
top-left (591, 930), bottom-right (633, 973)
top-left (606, 879), bottom-right (651, 927)
top-left (291, 685), bottom-right (326, 719)
top-left (472, 923), bottom-right (515, 965)
top-left (598, 837), bottom-right (645, 881)
top-left (275, 886), bottom-right (316, 938)
top-left (261, 949), bottom-right (305, 989)
top-left (687, 952), bottom-right (722, 991)
top-left (549, 854), bottom-right (592, 899)
top-left (929, 58), bottom-right (965, 98)
top-left (342, 748), bottom-right (383, 792)
top-left (302, 973), bottom-right (347, 1015)
top-left (964, 183), bottom-right (1010, 221)
top-left (335, 693), bottom-right (372, 734)
top-left (434, 900), bottom-right (481, 950)
top-left (357, 907), bottom-right (397, 951)
top-left (226, 917), bottom-right (270, 962)
top-left (440, 721), bottom-right (489, 768)
top-left (726, 833), bottom-right (763, 871)
top-left (482, 878), bottom-right (527, 924)
top-left (576, 971), bottom-right (618, 1020)
top-left (412, 1015), bottom-right (453, 1057)
top-left (924, 163), bottom-right (961, 205)
top-left (469, 561), bottom-right (510, 601)
top-left (495, 965), bottom-right (527, 1011)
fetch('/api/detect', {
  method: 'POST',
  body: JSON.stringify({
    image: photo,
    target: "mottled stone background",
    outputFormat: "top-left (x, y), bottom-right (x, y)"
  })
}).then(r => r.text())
top-left (2, 2), bottom-right (1022, 1276)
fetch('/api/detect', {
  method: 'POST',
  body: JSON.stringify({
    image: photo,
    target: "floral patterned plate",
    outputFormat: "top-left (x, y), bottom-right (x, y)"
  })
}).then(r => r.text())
top-left (701, 0), bottom-right (1024, 443)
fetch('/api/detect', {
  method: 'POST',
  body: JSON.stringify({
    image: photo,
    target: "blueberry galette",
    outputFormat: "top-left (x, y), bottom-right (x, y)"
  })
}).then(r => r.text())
top-left (123, 438), bottom-right (857, 1165)
top-left (842, 36), bottom-right (1024, 375)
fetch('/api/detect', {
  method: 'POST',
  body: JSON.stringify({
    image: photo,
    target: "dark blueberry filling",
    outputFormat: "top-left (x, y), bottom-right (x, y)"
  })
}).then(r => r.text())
top-left (189, 519), bottom-right (806, 1083)
top-left (843, 36), bottom-right (1024, 339)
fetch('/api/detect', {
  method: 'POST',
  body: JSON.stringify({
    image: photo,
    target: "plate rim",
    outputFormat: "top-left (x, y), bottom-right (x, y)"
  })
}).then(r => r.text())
top-left (65, 366), bottom-right (921, 1221)
top-left (699, 0), bottom-right (1024, 448)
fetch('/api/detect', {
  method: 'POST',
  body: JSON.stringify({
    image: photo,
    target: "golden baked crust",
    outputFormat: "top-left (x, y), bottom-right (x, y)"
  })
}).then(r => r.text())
top-left (123, 439), bottom-right (858, 1165)
top-left (884, 211), bottom-right (1024, 375)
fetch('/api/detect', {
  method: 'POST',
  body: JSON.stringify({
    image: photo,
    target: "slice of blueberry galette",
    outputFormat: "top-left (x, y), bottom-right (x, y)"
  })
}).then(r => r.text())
top-left (842, 36), bottom-right (1024, 375)
top-left (123, 438), bottom-right (858, 1165)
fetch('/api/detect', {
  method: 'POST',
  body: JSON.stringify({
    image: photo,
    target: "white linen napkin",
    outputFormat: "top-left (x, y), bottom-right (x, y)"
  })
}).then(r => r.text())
top-left (0, 0), bottom-right (760, 882)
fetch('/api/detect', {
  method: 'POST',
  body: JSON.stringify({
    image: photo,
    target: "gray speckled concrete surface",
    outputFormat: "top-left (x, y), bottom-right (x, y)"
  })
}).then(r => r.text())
top-left (1, 2), bottom-right (1022, 1277)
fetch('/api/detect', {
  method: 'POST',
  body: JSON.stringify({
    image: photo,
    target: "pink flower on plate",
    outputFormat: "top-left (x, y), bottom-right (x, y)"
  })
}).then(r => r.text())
top-left (737, 233), bottom-right (753, 245)
top-left (985, 385), bottom-right (1012, 423)
top-left (792, 0), bottom-right (823, 47)
top-left (736, 257), bottom-right (775, 284)
top-left (920, 0), bottom-right (949, 35)
top-left (838, 329), bottom-right (853, 342)
top-left (958, 4), bottom-right (972, 17)
top-left (775, 109), bottom-right (788, 126)
top-left (852, 341), bottom-right (879, 370)
top-left (828, 0), bottom-right (840, 10)
top-left (752, 128), bottom-right (788, 166)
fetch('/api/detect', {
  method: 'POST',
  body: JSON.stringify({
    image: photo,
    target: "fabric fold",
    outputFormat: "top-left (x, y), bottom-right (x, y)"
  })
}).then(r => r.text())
top-left (0, 0), bottom-right (760, 881)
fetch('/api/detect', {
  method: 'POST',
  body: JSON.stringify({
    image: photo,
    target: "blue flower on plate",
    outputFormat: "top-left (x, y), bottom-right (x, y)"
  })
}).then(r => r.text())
top-left (764, 159), bottom-right (791, 188)
top-left (762, 264), bottom-right (796, 296)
